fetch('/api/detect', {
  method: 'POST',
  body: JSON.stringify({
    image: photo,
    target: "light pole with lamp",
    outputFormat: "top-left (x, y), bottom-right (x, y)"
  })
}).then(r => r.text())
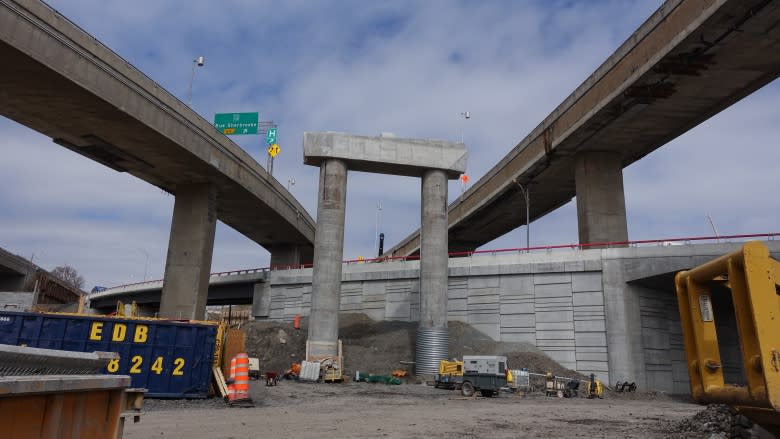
top-left (374, 202), bottom-right (382, 258)
top-left (513, 179), bottom-right (531, 252)
top-left (187, 56), bottom-right (205, 105)
top-left (137, 248), bottom-right (149, 281)
top-left (459, 111), bottom-right (470, 142)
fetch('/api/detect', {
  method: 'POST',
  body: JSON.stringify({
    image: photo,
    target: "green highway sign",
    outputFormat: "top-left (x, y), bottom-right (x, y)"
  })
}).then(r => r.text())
top-left (266, 127), bottom-right (277, 145)
top-left (214, 112), bottom-right (259, 135)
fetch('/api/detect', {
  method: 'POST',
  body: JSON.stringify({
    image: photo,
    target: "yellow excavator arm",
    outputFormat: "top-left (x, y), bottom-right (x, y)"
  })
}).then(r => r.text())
top-left (675, 241), bottom-right (780, 429)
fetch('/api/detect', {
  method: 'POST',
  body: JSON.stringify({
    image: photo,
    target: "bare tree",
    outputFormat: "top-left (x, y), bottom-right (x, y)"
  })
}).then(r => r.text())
top-left (50, 265), bottom-right (85, 291)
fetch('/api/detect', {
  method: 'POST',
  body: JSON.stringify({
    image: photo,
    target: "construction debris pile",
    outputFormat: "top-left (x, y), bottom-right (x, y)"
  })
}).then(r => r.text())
top-left (242, 313), bottom-right (585, 383)
top-left (665, 404), bottom-right (737, 437)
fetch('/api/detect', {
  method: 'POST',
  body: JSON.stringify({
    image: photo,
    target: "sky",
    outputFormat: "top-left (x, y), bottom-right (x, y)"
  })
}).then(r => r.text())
top-left (0, 1), bottom-right (778, 290)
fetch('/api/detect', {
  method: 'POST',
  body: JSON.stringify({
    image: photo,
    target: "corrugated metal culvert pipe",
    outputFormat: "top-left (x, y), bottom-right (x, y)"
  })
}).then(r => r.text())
top-left (415, 326), bottom-right (448, 375)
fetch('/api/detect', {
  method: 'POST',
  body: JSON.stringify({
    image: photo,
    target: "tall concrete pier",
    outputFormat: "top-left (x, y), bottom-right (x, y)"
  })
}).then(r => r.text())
top-left (303, 132), bottom-right (466, 363)
top-left (308, 159), bottom-right (349, 356)
top-left (159, 184), bottom-right (218, 320)
top-left (574, 151), bottom-right (628, 246)
top-left (419, 169), bottom-right (449, 329)
top-left (417, 169), bottom-right (450, 374)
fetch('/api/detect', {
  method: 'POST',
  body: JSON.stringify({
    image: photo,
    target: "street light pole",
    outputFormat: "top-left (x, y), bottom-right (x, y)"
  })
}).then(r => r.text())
top-left (513, 179), bottom-right (530, 252)
top-left (137, 248), bottom-right (149, 281)
top-left (706, 213), bottom-right (720, 243)
top-left (187, 56), bottom-right (205, 105)
top-left (459, 111), bottom-right (470, 143)
top-left (374, 202), bottom-right (382, 257)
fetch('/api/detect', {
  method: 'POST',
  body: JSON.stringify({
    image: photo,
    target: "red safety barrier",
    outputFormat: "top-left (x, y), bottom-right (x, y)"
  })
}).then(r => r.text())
top-left (103, 232), bottom-right (780, 286)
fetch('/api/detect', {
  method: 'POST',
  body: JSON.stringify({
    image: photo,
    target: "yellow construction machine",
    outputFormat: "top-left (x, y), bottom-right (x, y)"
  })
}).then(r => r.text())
top-left (675, 241), bottom-right (780, 434)
top-left (434, 359), bottom-right (464, 389)
top-left (586, 373), bottom-right (603, 399)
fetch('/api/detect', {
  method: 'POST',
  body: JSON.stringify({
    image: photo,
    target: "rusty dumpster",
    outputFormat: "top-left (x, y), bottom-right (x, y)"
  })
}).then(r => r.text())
top-left (0, 374), bottom-right (131, 439)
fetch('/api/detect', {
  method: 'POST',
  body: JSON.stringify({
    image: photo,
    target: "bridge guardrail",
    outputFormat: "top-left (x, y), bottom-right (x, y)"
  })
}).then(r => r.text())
top-left (98, 232), bottom-right (779, 293)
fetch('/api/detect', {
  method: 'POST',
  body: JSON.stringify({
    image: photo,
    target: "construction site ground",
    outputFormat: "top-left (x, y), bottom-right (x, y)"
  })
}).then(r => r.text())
top-left (126, 383), bottom-right (722, 438)
top-left (125, 314), bottom-right (743, 438)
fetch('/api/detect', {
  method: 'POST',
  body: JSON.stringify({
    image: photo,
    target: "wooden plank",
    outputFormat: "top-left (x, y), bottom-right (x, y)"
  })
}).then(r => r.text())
top-left (221, 328), bottom-right (246, 377)
top-left (212, 367), bottom-right (228, 398)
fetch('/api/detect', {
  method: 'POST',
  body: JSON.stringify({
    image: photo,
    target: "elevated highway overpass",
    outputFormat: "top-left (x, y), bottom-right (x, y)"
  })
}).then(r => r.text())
top-left (390, 0), bottom-right (780, 256)
top-left (0, 0), bottom-right (315, 319)
top-left (0, 246), bottom-right (83, 307)
top-left (89, 268), bottom-right (268, 311)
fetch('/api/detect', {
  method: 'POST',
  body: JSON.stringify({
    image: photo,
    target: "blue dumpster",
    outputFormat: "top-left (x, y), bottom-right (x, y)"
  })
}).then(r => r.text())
top-left (0, 311), bottom-right (218, 398)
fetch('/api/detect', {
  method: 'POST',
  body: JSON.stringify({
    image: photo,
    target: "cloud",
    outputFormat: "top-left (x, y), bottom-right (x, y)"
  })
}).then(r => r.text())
top-left (2, 0), bottom-right (777, 290)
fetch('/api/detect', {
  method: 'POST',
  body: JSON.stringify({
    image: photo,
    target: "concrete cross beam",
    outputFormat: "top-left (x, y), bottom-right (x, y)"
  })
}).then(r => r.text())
top-left (303, 132), bottom-right (467, 179)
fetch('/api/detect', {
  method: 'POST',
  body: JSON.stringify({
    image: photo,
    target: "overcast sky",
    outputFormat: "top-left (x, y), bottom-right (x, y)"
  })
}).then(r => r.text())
top-left (1, 1), bottom-right (778, 290)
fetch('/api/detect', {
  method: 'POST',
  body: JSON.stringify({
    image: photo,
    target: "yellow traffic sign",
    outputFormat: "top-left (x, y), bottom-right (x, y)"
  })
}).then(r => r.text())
top-left (267, 144), bottom-right (281, 157)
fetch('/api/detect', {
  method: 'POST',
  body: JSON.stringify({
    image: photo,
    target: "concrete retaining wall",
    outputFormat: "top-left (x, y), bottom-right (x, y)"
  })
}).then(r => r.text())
top-left (260, 241), bottom-right (780, 391)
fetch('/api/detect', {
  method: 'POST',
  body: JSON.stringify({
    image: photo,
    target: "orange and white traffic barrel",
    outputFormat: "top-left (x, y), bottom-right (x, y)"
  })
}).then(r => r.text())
top-left (232, 353), bottom-right (252, 403)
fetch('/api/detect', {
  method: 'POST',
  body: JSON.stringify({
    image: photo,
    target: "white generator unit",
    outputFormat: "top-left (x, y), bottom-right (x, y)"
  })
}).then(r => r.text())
top-left (461, 355), bottom-right (508, 397)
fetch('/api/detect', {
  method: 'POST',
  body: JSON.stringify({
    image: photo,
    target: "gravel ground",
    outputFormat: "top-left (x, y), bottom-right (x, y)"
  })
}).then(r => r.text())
top-left (130, 381), bottom-right (716, 439)
top-left (132, 315), bottom-right (775, 438)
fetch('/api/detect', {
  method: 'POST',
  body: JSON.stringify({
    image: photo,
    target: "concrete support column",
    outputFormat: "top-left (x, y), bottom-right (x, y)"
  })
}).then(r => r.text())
top-left (251, 282), bottom-right (271, 319)
top-left (574, 151), bottom-right (628, 246)
top-left (416, 169), bottom-right (450, 375)
top-left (160, 183), bottom-right (217, 320)
top-left (308, 159), bottom-right (348, 357)
top-left (419, 169), bottom-right (449, 329)
top-left (269, 244), bottom-right (303, 269)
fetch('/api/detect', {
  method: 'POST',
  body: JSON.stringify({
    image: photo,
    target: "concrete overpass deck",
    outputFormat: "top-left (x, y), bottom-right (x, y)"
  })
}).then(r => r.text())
top-left (390, 0), bottom-right (780, 256)
top-left (0, 0), bottom-right (315, 254)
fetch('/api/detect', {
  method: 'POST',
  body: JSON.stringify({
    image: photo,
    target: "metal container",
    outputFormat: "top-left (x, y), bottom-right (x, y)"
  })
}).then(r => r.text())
top-left (510, 369), bottom-right (530, 389)
top-left (0, 311), bottom-right (218, 398)
top-left (0, 374), bottom-right (130, 439)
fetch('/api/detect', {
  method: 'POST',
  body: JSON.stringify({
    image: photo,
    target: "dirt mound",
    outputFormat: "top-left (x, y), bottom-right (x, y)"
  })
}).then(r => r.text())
top-left (665, 404), bottom-right (733, 437)
top-left (243, 313), bottom-right (585, 379)
top-left (242, 319), bottom-right (308, 373)
top-left (339, 313), bottom-right (416, 375)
